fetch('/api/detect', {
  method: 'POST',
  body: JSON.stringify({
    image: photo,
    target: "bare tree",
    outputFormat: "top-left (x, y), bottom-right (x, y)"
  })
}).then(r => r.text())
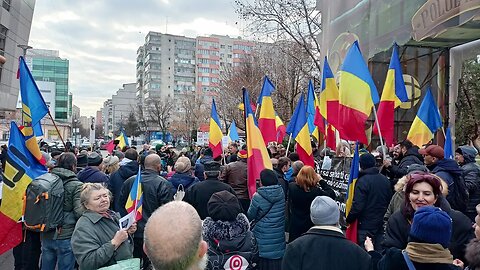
top-left (145, 96), bottom-right (175, 141)
top-left (235, 0), bottom-right (322, 72)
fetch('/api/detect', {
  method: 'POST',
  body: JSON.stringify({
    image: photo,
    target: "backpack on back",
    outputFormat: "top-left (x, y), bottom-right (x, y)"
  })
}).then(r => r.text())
top-left (450, 174), bottom-right (469, 213)
top-left (23, 173), bottom-right (65, 232)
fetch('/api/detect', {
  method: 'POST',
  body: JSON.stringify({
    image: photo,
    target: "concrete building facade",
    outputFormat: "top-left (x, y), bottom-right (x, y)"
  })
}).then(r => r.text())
top-left (101, 83), bottom-right (136, 138)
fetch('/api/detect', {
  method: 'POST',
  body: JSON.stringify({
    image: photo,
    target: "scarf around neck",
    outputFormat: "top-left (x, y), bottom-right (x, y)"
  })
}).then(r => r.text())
top-left (405, 242), bottom-right (453, 264)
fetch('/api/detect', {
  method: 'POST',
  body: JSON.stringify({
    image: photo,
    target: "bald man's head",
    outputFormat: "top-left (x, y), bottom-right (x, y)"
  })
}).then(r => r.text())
top-left (144, 154), bottom-right (161, 171)
top-left (144, 201), bottom-right (207, 270)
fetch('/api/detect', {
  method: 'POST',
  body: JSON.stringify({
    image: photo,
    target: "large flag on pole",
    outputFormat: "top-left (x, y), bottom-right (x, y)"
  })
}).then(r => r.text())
top-left (306, 80), bottom-right (318, 139)
top-left (345, 142), bottom-right (360, 243)
top-left (338, 41), bottom-right (379, 144)
top-left (125, 167), bottom-right (143, 222)
top-left (19, 56), bottom-right (49, 165)
top-left (258, 76), bottom-right (277, 143)
top-left (373, 43), bottom-right (408, 146)
top-left (114, 129), bottom-right (129, 150)
top-left (243, 88), bottom-right (272, 198)
top-left (289, 94), bottom-right (315, 167)
top-left (209, 98), bottom-right (223, 159)
top-left (0, 122), bottom-right (48, 255)
top-left (275, 114), bottom-right (286, 143)
top-left (227, 121), bottom-right (240, 142)
top-left (407, 88), bottom-right (442, 147)
top-left (320, 57), bottom-right (340, 129)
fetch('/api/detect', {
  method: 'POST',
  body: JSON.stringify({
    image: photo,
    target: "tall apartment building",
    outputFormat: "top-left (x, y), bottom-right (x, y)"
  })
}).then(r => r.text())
top-left (137, 32), bottom-right (254, 104)
top-left (102, 83), bottom-right (136, 137)
top-left (26, 49), bottom-right (71, 121)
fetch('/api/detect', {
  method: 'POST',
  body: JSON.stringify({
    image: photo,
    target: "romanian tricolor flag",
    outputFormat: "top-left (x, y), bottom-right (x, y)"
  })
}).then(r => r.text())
top-left (338, 41), bottom-right (379, 144)
top-left (373, 43), bottom-right (408, 146)
top-left (243, 88), bottom-right (272, 198)
top-left (320, 57), bottom-right (340, 129)
top-left (115, 130), bottom-right (129, 150)
top-left (125, 167), bottom-right (143, 222)
top-left (326, 124), bottom-right (336, 150)
top-left (0, 122), bottom-right (47, 255)
top-left (227, 120), bottom-right (240, 142)
top-left (258, 76), bottom-right (277, 143)
top-left (209, 98), bottom-right (223, 159)
top-left (289, 94), bottom-right (315, 167)
top-left (275, 114), bottom-right (286, 143)
top-left (306, 80), bottom-right (319, 140)
top-left (19, 56), bottom-right (49, 165)
top-left (444, 126), bottom-right (453, 159)
top-left (407, 88), bottom-right (442, 146)
top-left (345, 142), bottom-right (359, 243)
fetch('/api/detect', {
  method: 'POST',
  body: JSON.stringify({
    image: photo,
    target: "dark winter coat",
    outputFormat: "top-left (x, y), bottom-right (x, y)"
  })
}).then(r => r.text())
top-left (385, 147), bottom-right (423, 179)
top-left (45, 168), bottom-right (84, 240)
top-left (77, 166), bottom-right (109, 184)
top-left (383, 203), bottom-right (474, 261)
top-left (194, 155), bottom-right (214, 181)
top-left (282, 227), bottom-right (372, 270)
top-left (247, 185), bottom-right (285, 259)
top-left (346, 167), bottom-right (392, 231)
top-left (371, 247), bottom-right (461, 270)
top-left (287, 180), bottom-right (336, 242)
top-left (119, 169), bottom-right (174, 238)
top-left (183, 177), bottom-right (236, 220)
top-left (168, 172), bottom-right (199, 194)
top-left (458, 146), bottom-right (480, 221)
top-left (429, 158), bottom-right (466, 212)
top-left (71, 210), bottom-right (133, 270)
top-left (203, 214), bottom-right (258, 270)
top-left (273, 168), bottom-right (288, 201)
top-left (220, 159), bottom-right (249, 200)
top-left (108, 160), bottom-right (139, 212)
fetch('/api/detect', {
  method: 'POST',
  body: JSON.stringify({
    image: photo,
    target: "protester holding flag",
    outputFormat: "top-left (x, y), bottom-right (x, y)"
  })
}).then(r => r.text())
top-left (345, 153), bottom-right (392, 251)
top-left (119, 154), bottom-right (174, 269)
top-left (71, 183), bottom-right (136, 270)
top-left (44, 152), bottom-right (84, 270)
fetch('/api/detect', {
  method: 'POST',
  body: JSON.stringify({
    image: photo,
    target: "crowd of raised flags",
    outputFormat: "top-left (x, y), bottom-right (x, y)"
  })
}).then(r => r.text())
top-left (0, 39), bottom-right (450, 257)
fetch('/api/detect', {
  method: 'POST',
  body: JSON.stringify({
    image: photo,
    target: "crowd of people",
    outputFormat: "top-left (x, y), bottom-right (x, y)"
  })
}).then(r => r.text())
top-left (1, 139), bottom-right (480, 270)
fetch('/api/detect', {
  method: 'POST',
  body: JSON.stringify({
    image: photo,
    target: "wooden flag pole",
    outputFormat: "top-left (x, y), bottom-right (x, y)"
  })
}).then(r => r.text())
top-left (47, 111), bottom-right (67, 150)
top-left (372, 106), bottom-right (387, 160)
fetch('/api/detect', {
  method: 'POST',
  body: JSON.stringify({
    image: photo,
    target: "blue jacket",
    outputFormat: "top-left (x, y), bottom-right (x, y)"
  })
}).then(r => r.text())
top-left (247, 185), bottom-right (285, 259)
top-left (77, 166), bottom-right (109, 184)
top-left (430, 158), bottom-right (466, 211)
top-left (108, 161), bottom-right (139, 212)
top-left (169, 172), bottom-right (199, 194)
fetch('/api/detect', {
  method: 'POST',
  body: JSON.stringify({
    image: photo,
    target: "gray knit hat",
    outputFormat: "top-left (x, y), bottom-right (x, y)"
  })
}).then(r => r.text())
top-left (310, 196), bottom-right (340, 226)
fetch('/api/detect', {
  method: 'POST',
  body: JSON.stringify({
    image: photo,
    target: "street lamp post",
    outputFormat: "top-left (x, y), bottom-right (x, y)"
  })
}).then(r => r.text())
top-left (17, 44), bottom-right (32, 58)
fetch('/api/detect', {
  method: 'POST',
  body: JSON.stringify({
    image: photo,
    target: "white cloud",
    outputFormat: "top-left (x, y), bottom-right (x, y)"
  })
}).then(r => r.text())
top-left (28, 0), bottom-right (243, 117)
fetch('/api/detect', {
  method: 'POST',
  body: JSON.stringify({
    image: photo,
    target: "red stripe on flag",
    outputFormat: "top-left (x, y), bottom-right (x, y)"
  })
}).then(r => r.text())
top-left (326, 124), bottom-right (336, 149)
top-left (345, 219), bottom-right (358, 244)
top-left (338, 104), bottom-right (369, 144)
top-left (296, 144), bottom-right (315, 167)
top-left (259, 118), bottom-right (277, 144)
top-left (209, 142), bottom-right (223, 159)
top-left (0, 212), bottom-right (22, 255)
top-left (247, 148), bottom-right (269, 197)
top-left (326, 101), bottom-right (340, 129)
top-left (373, 100), bottom-right (395, 146)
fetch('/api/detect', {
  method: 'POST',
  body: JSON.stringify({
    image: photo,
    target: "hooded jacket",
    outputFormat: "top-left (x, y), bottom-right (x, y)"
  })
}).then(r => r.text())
top-left (203, 214), bottom-right (258, 270)
top-left (168, 172), bottom-right (199, 194)
top-left (457, 146), bottom-right (480, 221)
top-left (77, 166), bottom-right (109, 184)
top-left (46, 168), bottom-right (84, 240)
top-left (247, 185), bottom-right (285, 259)
top-left (108, 160), bottom-right (139, 212)
top-left (429, 158), bottom-right (466, 212)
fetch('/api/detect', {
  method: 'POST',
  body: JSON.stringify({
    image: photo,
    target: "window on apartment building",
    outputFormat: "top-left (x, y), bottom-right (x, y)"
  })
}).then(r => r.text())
top-left (220, 45), bottom-right (225, 49)
top-left (2, 0), bottom-right (11, 11)
top-left (0, 24), bottom-right (7, 55)
top-left (227, 54), bottom-right (232, 58)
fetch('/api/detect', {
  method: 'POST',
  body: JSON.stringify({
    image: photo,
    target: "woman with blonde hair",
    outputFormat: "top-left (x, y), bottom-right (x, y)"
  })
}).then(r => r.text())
top-left (288, 166), bottom-right (336, 242)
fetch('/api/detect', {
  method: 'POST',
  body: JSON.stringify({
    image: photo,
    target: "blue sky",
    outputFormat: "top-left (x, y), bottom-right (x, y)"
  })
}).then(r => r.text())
top-left (29, 0), bottom-right (245, 117)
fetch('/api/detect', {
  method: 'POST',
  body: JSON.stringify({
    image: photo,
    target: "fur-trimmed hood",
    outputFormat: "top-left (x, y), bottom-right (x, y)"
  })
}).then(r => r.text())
top-left (203, 213), bottom-right (250, 241)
